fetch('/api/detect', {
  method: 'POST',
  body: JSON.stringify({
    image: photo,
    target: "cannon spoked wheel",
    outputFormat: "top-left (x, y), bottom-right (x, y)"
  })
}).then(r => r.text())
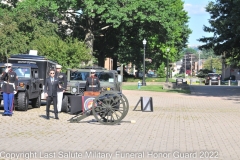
top-left (92, 91), bottom-right (129, 125)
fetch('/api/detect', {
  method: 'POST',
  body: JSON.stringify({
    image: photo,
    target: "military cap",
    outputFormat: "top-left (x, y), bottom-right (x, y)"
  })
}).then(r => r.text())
top-left (90, 69), bottom-right (96, 73)
top-left (56, 64), bottom-right (62, 69)
top-left (4, 63), bottom-right (12, 67)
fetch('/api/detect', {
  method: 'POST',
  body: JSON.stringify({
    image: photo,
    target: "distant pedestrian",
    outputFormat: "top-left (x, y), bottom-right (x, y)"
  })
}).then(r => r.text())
top-left (55, 64), bottom-right (67, 113)
top-left (44, 69), bottom-right (60, 120)
top-left (1, 63), bottom-right (18, 116)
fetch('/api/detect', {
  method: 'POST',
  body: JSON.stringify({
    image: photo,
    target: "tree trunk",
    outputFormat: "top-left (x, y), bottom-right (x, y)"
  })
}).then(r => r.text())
top-left (85, 30), bottom-right (94, 66)
top-left (112, 57), bottom-right (118, 70)
top-left (97, 53), bottom-right (105, 67)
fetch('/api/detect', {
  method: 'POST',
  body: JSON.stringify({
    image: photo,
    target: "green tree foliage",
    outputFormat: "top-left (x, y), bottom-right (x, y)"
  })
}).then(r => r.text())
top-left (53, 0), bottom-right (191, 68)
top-left (0, 0), bottom-right (191, 71)
top-left (157, 63), bottom-right (166, 78)
top-left (0, 9), bottom-right (28, 60)
top-left (199, 0), bottom-right (240, 61)
top-left (30, 36), bottom-right (91, 71)
top-left (0, 1), bottom-right (91, 68)
top-left (199, 48), bottom-right (217, 59)
top-left (203, 57), bottom-right (222, 74)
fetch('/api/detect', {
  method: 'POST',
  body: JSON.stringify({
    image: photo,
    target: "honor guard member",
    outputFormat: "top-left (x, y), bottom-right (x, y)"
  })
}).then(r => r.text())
top-left (55, 64), bottom-right (67, 113)
top-left (85, 69), bottom-right (100, 91)
top-left (1, 63), bottom-right (18, 116)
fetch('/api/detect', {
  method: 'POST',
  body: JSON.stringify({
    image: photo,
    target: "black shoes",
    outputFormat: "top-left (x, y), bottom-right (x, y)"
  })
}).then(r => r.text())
top-left (46, 116), bottom-right (50, 120)
top-left (2, 114), bottom-right (12, 116)
top-left (55, 117), bottom-right (59, 120)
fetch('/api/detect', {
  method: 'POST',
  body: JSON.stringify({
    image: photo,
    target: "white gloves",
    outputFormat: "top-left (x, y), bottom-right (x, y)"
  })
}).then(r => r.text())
top-left (14, 91), bottom-right (17, 94)
top-left (5, 68), bottom-right (9, 73)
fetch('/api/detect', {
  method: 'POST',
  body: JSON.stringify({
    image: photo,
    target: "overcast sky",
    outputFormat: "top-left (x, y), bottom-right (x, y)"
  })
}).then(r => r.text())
top-left (183, 0), bottom-right (213, 47)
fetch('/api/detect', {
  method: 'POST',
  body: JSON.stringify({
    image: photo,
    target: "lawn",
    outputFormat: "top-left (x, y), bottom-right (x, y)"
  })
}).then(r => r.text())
top-left (122, 85), bottom-right (190, 94)
top-left (124, 77), bottom-right (176, 82)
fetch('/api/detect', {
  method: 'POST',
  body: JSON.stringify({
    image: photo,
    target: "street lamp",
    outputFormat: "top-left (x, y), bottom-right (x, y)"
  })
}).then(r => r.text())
top-left (142, 39), bottom-right (147, 86)
top-left (166, 48), bottom-right (170, 82)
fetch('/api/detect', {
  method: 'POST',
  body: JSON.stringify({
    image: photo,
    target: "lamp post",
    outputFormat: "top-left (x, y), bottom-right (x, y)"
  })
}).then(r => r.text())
top-left (166, 48), bottom-right (170, 82)
top-left (142, 39), bottom-right (147, 86)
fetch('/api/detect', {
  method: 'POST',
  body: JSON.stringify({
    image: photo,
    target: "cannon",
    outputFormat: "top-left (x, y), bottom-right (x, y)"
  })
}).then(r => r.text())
top-left (69, 91), bottom-right (129, 125)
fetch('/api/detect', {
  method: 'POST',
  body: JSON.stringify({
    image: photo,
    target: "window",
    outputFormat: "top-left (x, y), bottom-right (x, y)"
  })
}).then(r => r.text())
top-left (70, 71), bottom-right (89, 80)
top-left (0, 67), bottom-right (31, 78)
top-left (13, 67), bottom-right (31, 78)
top-left (97, 72), bottom-right (114, 82)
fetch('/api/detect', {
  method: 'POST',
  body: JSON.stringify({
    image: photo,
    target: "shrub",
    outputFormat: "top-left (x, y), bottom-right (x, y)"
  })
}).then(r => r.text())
top-left (157, 63), bottom-right (166, 78)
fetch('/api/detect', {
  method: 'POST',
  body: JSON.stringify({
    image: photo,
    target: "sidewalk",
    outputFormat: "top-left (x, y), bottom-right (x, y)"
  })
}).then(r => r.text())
top-left (0, 90), bottom-right (239, 160)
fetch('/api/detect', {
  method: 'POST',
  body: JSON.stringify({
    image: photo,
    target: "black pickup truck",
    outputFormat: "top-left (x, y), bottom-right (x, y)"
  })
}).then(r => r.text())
top-left (0, 63), bottom-right (43, 111)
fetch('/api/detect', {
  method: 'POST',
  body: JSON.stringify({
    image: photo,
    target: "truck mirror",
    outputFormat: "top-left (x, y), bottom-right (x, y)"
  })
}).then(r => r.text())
top-left (35, 71), bottom-right (38, 78)
top-left (118, 75), bottom-right (122, 82)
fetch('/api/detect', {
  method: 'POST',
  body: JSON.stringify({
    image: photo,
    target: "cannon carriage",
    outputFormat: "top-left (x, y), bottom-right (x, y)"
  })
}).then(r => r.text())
top-left (69, 91), bottom-right (129, 125)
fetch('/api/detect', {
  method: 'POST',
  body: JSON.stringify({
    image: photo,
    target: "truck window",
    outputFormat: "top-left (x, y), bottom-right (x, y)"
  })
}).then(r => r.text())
top-left (13, 67), bottom-right (31, 78)
top-left (70, 71), bottom-right (89, 80)
top-left (97, 72), bottom-right (114, 82)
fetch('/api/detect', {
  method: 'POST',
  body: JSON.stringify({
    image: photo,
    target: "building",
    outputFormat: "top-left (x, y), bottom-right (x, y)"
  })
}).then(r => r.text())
top-left (104, 58), bottom-right (113, 70)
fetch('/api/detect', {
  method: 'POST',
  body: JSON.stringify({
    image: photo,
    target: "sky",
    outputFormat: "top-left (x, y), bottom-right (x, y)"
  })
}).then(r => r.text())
top-left (183, 0), bottom-right (213, 48)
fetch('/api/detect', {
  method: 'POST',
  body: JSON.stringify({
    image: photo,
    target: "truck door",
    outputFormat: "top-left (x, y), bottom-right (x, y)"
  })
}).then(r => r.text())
top-left (31, 69), bottom-right (37, 94)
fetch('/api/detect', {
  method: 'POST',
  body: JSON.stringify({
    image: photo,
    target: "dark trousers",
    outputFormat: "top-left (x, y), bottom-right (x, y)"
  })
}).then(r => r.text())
top-left (46, 96), bottom-right (58, 118)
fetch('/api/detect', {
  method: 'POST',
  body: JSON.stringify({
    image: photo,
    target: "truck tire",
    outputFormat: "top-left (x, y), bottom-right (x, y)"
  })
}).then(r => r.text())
top-left (31, 95), bottom-right (41, 108)
top-left (61, 95), bottom-right (69, 113)
top-left (17, 92), bottom-right (29, 111)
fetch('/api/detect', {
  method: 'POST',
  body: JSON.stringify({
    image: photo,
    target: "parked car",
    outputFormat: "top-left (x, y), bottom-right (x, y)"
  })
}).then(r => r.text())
top-left (205, 73), bottom-right (220, 85)
top-left (147, 73), bottom-right (157, 78)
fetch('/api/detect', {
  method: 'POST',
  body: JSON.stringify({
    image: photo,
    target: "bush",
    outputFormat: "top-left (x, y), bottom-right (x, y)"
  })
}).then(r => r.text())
top-left (174, 73), bottom-right (184, 78)
top-left (196, 69), bottom-right (212, 78)
top-left (157, 63), bottom-right (166, 78)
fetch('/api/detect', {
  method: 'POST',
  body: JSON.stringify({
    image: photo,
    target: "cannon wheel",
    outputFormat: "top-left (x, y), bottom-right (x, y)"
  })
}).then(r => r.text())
top-left (92, 91), bottom-right (129, 125)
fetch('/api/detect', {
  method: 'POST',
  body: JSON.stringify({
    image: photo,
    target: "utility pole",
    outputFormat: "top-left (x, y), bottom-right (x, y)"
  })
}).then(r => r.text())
top-left (198, 51), bottom-right (201, 72)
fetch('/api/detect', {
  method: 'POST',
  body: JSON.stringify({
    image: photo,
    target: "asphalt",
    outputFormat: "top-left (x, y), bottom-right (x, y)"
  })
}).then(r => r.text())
top-left (0, 86), bottom-right (240, 160)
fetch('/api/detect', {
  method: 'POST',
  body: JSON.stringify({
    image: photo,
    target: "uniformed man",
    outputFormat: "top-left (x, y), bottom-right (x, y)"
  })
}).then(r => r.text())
top-left (85, 69), bottom-right (100, 91)
top-left (55, 64), bottom-right (67, 113)
top-left (1, 63), bottom-right (18, 116)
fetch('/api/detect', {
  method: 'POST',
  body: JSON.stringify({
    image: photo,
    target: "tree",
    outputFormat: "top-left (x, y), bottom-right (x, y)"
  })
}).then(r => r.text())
top-left (30, 36), bottom-right (91, 70)
top-left (0, 9), bottom-right (28, 61)
top-left (203, 57), bottom-right (222, 74)
top-left (0, 1), bottom-right (91, 68)
top-left (53, 0), bottom-right (191, 68)
top-left (156, 63), bottom-right (166, 78)
top-left (1, 0), bottom-right (191, 70)
top-left (198, 0), bottom-right (240, 61)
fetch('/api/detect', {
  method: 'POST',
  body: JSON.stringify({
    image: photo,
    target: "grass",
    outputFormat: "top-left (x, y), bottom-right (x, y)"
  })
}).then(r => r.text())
top-left (122, 85), bottom-right (190, 94)
top-left (125, 77), bottom-right (176, 82)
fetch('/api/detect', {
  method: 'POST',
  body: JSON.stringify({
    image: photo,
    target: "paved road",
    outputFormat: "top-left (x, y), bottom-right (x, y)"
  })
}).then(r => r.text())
top-left (0, 86), bottom-right (240, 160)
top-left (190, 85), bottom-right (240, 102)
